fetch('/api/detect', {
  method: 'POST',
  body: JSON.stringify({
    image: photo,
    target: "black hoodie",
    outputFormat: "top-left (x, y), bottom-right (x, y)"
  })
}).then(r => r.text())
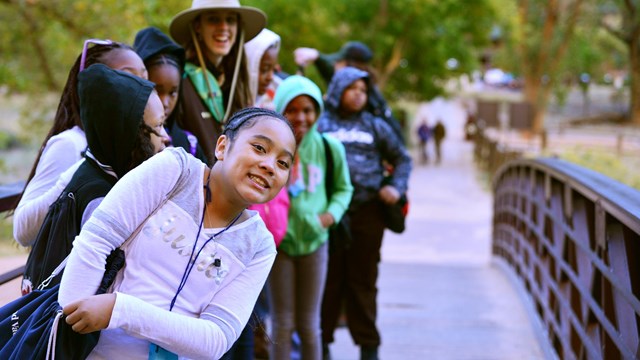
top-left (133, 26), bottom-right (208, 164)
top-left (25, 64), bottom-right (155, 289)
top-left (79, 64), bottom-right (153, 179)
top-left (65, 63), bottom-right (154, 224)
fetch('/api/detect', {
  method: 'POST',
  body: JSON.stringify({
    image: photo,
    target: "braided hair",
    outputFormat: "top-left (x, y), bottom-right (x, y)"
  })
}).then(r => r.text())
top-left (222, 107), bottom-right (293, 149)
top-left (145, 53), bottom-right (183, 129)
top-left (145, 53), bottom-right (181, 72)
top-left (18, 42), bottom-right (136, 205)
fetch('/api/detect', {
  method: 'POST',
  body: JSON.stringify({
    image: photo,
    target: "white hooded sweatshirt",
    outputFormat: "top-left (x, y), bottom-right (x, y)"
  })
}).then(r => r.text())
top-left (244, 28), bottom-right (282, 109)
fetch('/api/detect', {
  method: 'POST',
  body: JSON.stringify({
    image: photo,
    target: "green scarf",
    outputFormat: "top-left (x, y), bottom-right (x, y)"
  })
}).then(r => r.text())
top-left (184, 62), bottom-right (224, 122)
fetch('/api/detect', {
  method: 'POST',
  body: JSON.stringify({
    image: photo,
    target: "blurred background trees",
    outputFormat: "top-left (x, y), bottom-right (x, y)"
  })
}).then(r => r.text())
top-left (249, 0), bottom-right (496, 100)
top-left (598, 0), bottom-right (640, 125)
top-left (0, 0), bottom-right (495, 99)
top-left (0, 0), bottom-right (184, 92)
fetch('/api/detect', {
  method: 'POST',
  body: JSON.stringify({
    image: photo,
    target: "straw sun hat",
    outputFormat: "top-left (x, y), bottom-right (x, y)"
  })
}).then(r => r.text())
top-left (170, 0), bottom-right (267, 45)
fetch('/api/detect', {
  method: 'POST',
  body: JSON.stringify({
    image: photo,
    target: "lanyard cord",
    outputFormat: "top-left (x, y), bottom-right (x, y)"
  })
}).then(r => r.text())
top-left (169, 170), bottom-right (243, 311)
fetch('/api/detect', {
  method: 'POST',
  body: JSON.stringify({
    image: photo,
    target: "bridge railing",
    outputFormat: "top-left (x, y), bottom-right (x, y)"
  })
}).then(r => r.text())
top-left (0, 182), bottom-right (25, 286)
top-left (492, 157), bottom-right (640, 359)
top-left (473, 123), bottom-right (523, 179)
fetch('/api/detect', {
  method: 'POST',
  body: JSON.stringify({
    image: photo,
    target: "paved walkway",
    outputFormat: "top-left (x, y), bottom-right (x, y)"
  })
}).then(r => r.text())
top-left (328, 100), bottom-right (549, 359)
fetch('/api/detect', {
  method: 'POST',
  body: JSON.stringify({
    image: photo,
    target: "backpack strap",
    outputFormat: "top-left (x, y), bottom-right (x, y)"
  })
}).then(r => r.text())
top-left (321, 134), bottom-right (334, 201)
top-left (36, 169), bottom-right (185, 290)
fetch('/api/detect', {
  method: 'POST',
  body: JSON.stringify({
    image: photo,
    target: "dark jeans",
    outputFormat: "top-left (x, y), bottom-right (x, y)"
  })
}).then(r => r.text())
top-left (222, 281), bottom-right (273, 360)
top-left (220, 322), bottom-right (255, 360)
top-left (434, 139), bottom-right (442, 163)
top-left (321, 200), bottom-right (386, 347)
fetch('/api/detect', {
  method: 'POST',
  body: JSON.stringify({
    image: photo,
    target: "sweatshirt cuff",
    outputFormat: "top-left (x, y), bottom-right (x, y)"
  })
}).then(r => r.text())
top-left (326, 205), bottom-right (345, 226)
top-left (107, 292), bottom-right (126, 330)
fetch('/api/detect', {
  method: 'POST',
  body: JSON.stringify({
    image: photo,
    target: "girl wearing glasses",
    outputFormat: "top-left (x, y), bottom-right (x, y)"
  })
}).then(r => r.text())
top-left (13, 40), bottom-right (153, 248)
top-left (169, 0), bottom-right (266, 164)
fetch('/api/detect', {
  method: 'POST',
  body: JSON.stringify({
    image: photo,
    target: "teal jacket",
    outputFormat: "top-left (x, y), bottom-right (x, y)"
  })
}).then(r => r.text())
top-left (279, 124), bottom-right (353, 256)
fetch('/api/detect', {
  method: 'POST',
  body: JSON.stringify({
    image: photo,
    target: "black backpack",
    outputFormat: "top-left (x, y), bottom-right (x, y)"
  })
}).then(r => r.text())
top-left (21, 159), bottom-right (118, 294)
top-left (321, 135), bottom-right (353, 252)
top-left (21, 190), bottom-right (79, 294)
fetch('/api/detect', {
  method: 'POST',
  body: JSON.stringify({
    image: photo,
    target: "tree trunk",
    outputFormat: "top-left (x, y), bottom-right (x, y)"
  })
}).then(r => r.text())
top-left (17, 3), bottom-right (58, 90)
top-left (377, 39), bottom-right (404, 91)
top-left (629, 37), bottom-right (640, 125)
top-left (522, 73), bottom-right (549, 134)
top-left (516, 0), bottom-right (583, 134)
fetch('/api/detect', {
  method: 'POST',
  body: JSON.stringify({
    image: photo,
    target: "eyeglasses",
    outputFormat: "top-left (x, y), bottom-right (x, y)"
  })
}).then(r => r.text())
top-left (79, 38), bottom-right (113, 72)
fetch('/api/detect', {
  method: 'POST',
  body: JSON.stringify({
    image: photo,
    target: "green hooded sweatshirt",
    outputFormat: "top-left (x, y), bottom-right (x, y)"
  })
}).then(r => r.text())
top-left (274, 75), bottom-right (353, 256)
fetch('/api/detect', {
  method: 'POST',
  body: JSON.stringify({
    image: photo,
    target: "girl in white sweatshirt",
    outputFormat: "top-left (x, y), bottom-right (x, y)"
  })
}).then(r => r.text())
top-left (59, 107), bottom-right (296, 359)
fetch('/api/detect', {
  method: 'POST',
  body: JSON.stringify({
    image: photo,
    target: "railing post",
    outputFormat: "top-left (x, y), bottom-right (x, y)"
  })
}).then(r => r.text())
top-left (540, 130), bottom-right (547, 151)
top-left (616, 133), bottom-right (624, 155)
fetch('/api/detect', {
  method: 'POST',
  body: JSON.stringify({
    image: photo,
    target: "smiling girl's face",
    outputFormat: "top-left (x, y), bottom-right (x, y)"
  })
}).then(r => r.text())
top-left (195, 10), bottom-right (239, 65)
top-left (283, 95), bottom-right (317, 145)
top-left (214, 116), bottom-right (296, 205)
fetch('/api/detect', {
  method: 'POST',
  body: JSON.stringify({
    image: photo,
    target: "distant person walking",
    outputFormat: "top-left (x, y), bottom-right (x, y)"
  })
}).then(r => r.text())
top-left (416, 120), bottom-right (430, 164)
top-left (433, 120), bottom-right (446, 164)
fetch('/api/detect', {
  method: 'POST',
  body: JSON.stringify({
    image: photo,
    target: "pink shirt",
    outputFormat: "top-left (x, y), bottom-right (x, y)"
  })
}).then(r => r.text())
top-left (249, 187), bottom-right (289, 246)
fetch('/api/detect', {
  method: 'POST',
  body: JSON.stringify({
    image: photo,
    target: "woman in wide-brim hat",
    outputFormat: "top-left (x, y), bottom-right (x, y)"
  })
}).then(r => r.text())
top-left (169, 0), bottom-right (266, 165)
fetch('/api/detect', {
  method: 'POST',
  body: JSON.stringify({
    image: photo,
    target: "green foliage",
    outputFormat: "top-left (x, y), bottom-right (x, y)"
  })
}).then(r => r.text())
top-left (0, 132), bottom-right (14, 150)
top-left (17, 98), bottom-right (57, 147)
top-left (562, 25), bottom-right (617, 85)
top-left (0, 215), bottom-right (28, 258)
top-left (556, 147), bottom-right (640, 190)
top-left (491, 0), bottom-right (628, 87)
top-left (0, 0), bottom-right (185, 93)
top-left (1, 0), bottom-right (496, 103)
top-left (258, 0), bottom-right (497, 100)
top-left (552, 84), bottom-right (569, 109)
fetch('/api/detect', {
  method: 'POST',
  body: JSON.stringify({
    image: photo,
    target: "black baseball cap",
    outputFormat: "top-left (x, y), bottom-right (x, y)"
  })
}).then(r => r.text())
top-left (326, 41), bottom-right (373, 64)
